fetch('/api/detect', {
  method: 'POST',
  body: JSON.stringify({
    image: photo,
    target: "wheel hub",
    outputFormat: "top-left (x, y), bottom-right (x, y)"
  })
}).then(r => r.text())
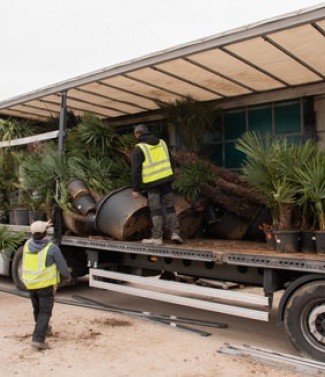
top-left (308, 304), bottom-right (325, 344)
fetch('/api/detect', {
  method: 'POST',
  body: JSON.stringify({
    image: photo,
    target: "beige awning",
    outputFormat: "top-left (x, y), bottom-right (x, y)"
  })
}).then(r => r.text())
top-left (0, 4), bottom-right (324, 122)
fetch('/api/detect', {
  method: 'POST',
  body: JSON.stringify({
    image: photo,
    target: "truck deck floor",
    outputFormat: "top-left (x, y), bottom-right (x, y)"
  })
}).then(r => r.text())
top-left (62, 235), bottom-right (325, 273)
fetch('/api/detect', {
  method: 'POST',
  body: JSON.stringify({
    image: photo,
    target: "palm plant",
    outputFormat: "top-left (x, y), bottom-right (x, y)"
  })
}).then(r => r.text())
top-left (236, 132), bottom-right (301, 230)
top-left (66, 112), bottom-right (124, 159)
top-left (20, 142), bottom-right (82, 214)
top-left (0, 226), bottom-right (26, 257)
top-left (287, 140), bottom-right (318, 231)
top-left (0, 149), bottom-right (26, 209)
top-left (158, 96), bottom-right (216, 154)
top-left (20, 150), bottom-right (56, 215)
top-left (71, 156), bottom-right (114, 197)
top-left (0, 118), bottom-right (37, 140)
top-left (293, 148), bottom-right (325, 231)
top-left (65, 112), bottom-right (133, 195)
top-left (172, 160), bottom-right (218, 202)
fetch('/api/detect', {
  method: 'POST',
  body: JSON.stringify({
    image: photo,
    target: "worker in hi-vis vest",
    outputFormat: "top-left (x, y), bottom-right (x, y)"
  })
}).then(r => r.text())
top-left (22, 220), bottom-right (71, 350)
top-left (132, 124), bottom-right (183, 246)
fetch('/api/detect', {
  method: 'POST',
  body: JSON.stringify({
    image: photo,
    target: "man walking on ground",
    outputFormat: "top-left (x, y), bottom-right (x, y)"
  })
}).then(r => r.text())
top-left (131, 124), bottom-right (183, 245)
top-left (22, 220), bottom-right (71, 350)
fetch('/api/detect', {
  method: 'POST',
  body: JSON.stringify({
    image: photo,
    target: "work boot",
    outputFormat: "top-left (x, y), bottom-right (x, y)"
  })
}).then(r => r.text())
top-left (171, 232), bottom-right (183, 244)
top-left (31, 341), bottom-right (50, 350)
top-left (142, 238), bottom-right (163, 246)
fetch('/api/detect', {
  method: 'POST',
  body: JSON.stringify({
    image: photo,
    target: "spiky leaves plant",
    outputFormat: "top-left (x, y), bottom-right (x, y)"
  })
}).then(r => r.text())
top-left (0, 118), bottom-right (36, 141)
top-left (236, 132), bottom-right (301, 230)
top-left (72, 157), bottom-right (114, 197)
top-left (0, 226), bottom-right (26, 257)
top-left (158, 96), bottom-right (216, 155)
top-left (173, 160), bottom-right (218, 202)
top-left (287, 140), bottom-right (318, 230)
top-left (66, 113), bottom-right (123, 159)
top-left (64, 113), bottom-right (135, 194)
top-left (109, 158), bottom-right (132, 189)
top-left (293, 149), bottom-right (325, 231)
top-left (20, 143), bottom-right (82, 213)
top-left (20, 149), bottom-right (56, 213)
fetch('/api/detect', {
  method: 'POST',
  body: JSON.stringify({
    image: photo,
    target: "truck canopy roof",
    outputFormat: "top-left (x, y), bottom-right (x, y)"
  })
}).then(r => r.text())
top-left (0, 4), bottom-right (324, 123)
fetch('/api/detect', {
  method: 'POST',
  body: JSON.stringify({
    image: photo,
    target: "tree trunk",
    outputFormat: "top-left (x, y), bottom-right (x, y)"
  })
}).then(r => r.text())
top-left (173, 151), bottom-right (265, 205)
top-left (200, 183), bottom-right (260, 219)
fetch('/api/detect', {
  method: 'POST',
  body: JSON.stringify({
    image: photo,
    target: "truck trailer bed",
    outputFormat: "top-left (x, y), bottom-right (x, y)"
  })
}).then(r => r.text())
top-left (61, 236), bottom-right (325, 274)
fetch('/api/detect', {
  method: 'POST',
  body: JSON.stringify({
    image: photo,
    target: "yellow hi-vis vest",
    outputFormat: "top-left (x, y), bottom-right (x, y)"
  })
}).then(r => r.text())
top-left (22, 242), bottom-right (60, 290)
top-left (137, 140), bottom-right (173, 184)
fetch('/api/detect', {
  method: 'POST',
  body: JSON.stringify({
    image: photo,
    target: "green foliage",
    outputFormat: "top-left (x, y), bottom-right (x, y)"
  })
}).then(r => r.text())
top-left (20, 142), bottom-right (82, 212)
top-left (20, 147), bottom-right (54, 212)
top-left (293, 149), bottom-right (325, 230)
top-left (63, 113), bottom-right (133, 196)
top-left (0, 149), bottom-right (26, 209)
top-left (117, 132), bottom-right (137, 151)
top-left (109, 158), bottom-right (132, 189)
top-left (236, 133), bottom-right (296, 229)
top-left (173, 160), bottom-right (217, 201)
top-left (3, 113), bottom-right (134, 213)
top-left (0, 118), bottom-right (36, 140)
top-left (66, 113), bottom-right (123, 159)
top-left (71, 157), bottom-right (114, 196)
top-left (0, 150), bottom-right (20, 192)
top-left (158, 96), bottom-right (216, 154)
top-left (236, 132), bottom-right (319, 230)
top-left (0, 226), bottom-right (26, 256)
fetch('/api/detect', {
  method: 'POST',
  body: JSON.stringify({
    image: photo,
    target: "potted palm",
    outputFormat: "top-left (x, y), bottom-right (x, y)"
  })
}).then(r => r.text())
top-left (0, 118), bottom-right (38, 225)
top-left (293, 148), bottom-right (325, 254)
top-left (289, 140), bottom-right (318, 253)
top-left (236, 132), bottom-right (301, 252)
top-left (20, 148), bottom-right (56, 221)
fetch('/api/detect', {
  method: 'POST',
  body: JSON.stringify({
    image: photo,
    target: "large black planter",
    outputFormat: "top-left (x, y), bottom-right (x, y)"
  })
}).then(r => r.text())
top-left (96, 187), bottom-right (151, 241)
top-left (273, 230), bottom-right (300, 253)
top-left (314, 231), bottom-right (325, 255)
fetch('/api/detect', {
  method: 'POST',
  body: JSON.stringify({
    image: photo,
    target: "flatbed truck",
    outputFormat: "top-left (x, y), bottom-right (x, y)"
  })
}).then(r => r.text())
top-left (2, 223), bottom-right (325, 362)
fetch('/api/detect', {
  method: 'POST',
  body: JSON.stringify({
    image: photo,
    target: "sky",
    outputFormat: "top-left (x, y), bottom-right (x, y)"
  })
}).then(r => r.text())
top-left (0, 0), bottom-right (323, 101)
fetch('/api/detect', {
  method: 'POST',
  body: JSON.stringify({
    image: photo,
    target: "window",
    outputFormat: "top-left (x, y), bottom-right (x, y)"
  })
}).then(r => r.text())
top-left (203, 98), bottom-right (305, 170)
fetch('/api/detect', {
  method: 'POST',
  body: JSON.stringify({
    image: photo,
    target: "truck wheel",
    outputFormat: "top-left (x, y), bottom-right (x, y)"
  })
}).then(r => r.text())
top-left (11, 246), bottom-right (27, 291)
top-left (284, 281), bottom-right (325, 361)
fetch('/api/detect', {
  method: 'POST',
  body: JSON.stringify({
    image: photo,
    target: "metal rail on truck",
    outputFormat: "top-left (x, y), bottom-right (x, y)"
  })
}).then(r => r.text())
top-left (61, 236), bottom-right (325, 274)
top-left (89, 268), bottom-right (270, 321)
top-left (3, 225), bottom-right (325, 274)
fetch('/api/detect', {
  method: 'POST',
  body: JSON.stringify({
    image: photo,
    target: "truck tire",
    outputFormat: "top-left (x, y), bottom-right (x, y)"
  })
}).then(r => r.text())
top-left (11, 246), bottom-right (27, 291)
top-left (284, 280), bottom-right (325, 361)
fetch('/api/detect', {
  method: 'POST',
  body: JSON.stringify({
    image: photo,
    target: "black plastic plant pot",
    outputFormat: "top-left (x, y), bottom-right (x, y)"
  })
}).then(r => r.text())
top-left (273, 230), bottom-right (300, 253)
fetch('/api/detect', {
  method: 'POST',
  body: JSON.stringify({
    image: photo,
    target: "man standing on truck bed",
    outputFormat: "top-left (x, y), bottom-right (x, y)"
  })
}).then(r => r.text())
top-left (132, 124), bottom-right (183, 246)
top-left (22, 220), bottom-right (72, 350)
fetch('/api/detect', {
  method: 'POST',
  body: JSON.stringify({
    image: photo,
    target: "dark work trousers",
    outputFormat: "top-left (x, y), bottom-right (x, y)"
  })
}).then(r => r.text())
top-left (147, 182), bottom-right (179, 239)
top-left (29, 285), bottom-right (55, 343)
